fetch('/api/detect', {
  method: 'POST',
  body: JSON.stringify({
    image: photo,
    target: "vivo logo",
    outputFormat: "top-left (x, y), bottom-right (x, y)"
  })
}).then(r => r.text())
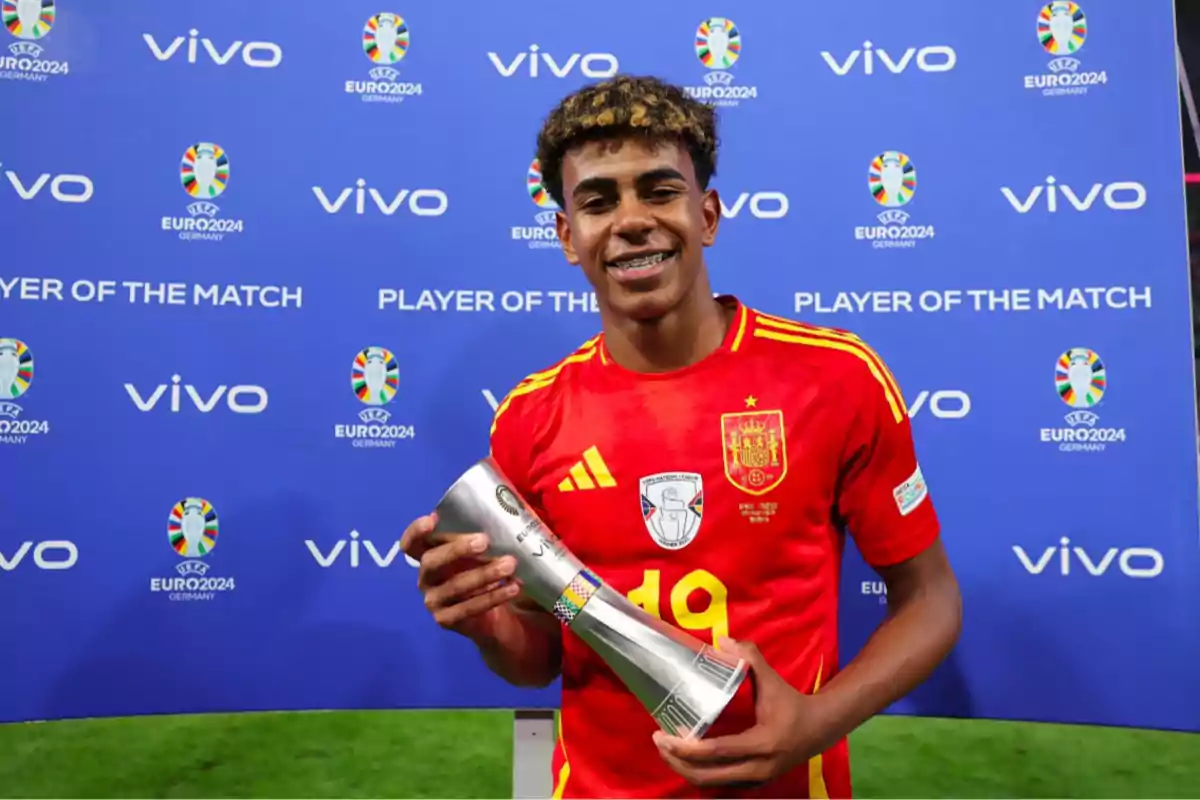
top-left (908, 390), bottom-right (970, 420)
top-left (720, 192), bottom-right (789, 220)
top-left (144, 31), bottom-right (283, 68)
top-left (0, 163), bottom-right (93, 203)
top-left (0, 540), bottom-right (78, 571)
top-left (1001, 178), bottom-right (1147, 213)
top-left (821, 42), bottom-right (957, 75)
top-left (1014, 538), bottom-right (1164, 578)
top-left (488, 46), bottom-right (619, 79)
top-left (313, 181), bottom-right (449, 217)
top-left (306, 530), bottom-right (408, 568)
top-left (125, 375), bottom-right (269, 414)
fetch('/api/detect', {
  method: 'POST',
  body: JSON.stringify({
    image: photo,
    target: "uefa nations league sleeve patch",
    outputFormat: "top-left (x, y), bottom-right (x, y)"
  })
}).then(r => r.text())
top-left (893, 465), bottom-right (929, 517)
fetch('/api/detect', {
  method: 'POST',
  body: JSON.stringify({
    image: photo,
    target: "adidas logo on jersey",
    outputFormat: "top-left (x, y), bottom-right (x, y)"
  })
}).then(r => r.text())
top-left (558, 446), bottom-right (616, 491)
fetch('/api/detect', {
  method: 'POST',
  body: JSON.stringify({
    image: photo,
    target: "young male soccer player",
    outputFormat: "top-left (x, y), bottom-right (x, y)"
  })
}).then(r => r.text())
top-left (400, 75), bottom-right (962, 799)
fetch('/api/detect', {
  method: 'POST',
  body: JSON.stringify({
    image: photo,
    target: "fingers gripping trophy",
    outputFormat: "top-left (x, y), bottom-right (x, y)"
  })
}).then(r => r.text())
top-left (417, 456), bottom-right (748, 740)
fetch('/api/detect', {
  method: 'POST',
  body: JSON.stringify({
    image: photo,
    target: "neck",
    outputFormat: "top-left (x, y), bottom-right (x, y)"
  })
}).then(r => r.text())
top-left (601, 280), bottom-right (732, 374)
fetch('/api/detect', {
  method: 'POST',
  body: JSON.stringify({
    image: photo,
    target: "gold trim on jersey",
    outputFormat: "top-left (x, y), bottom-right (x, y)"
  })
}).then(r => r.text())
top-left (593, 299), bottom-right (750, 362)
top-left (489, 338), bottom-right (599, 436)
top-left (750, 313), bottom-right (905, 425)
top-left (522, 335), bottom-right (600, 383)
top-left (552, 711), bottom-right (570, 799)
top-left (730, 302), bottom-right (750, 352)
top-left (808, 655), bottom-right (830, 799)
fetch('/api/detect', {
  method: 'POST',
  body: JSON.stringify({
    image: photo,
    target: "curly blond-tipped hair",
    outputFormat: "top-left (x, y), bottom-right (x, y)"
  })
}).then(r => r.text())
top-left (535, 74), bottom-right (719, 209)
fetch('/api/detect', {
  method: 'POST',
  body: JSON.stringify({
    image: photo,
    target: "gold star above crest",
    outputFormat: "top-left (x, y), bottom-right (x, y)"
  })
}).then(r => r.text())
top-left (745, 395), bottom-right (758, 408)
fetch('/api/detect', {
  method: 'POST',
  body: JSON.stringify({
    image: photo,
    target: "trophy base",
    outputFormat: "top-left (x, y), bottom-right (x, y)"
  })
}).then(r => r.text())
top-left (646, 644), bottom-right (751, 741)
top-left (684, 655), bottom-right (750, 740)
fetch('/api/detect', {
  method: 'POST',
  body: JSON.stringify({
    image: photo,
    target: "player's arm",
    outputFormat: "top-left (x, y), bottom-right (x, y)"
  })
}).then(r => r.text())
top-left (472, 390), bottom-right (564, 689)
top-left (811, 358), bottom-right (962, 749)
top-left (474, 591), bottom-right (563, 689)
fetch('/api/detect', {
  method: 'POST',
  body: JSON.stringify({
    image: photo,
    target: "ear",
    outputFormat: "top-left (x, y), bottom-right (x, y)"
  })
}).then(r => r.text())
top-left (700, 188), bottom-right (720, 247)
top-left (556, 210), bottom-right (580, 265)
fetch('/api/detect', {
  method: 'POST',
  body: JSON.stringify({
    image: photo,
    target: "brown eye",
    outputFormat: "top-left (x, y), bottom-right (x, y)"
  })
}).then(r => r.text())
top-left (581, 196), bottom-right (613, 212)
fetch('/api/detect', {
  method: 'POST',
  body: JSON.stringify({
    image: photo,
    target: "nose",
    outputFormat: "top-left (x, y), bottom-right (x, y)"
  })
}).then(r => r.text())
top-left (611, 194), bottom-right (656, 240)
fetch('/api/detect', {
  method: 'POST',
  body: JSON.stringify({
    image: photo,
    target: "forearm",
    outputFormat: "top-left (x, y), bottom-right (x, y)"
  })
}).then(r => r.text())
top-left (809, 575), bottom-right (961, 750)
top-left (475, 601), bottom-right (564, 688)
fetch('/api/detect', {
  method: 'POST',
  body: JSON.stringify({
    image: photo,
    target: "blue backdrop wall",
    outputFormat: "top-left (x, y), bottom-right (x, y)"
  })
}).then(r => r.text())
top-left (2, 0), bottom-right (1199, 733)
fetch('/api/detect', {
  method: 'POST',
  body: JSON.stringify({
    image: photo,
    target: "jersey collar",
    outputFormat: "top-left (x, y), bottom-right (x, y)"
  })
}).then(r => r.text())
top-left (595, 295), bottom-right (749, 377)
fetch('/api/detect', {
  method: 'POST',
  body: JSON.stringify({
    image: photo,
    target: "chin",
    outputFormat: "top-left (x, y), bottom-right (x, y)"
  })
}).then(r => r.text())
top-left (613, 287), bottom-right (684, 322)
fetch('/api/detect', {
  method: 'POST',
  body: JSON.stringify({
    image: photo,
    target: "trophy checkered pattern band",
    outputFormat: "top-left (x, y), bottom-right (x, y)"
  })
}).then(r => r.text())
top-left (552, 568), bottom-right (602, 625)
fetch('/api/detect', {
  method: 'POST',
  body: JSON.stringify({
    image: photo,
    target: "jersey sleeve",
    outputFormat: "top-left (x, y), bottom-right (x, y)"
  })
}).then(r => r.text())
top-left (834, 352), bottom-right (940, 568)
top-left (488, 382), bottom-right (542, 510)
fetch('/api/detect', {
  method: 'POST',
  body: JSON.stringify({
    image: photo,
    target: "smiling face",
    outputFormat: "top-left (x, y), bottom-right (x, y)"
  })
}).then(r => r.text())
top-left (555, 136), bottom-right (721, 323)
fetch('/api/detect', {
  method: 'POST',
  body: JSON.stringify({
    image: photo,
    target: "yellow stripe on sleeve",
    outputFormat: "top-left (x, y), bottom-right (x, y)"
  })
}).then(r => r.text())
top-left (752, 326), bottom-right (905, 424)
top-left (521, 336), bottom-right (600, 383)
top-left (753, 313), bottom-right (905, 407)
top-left (489, 342), bottom-right (598, 436)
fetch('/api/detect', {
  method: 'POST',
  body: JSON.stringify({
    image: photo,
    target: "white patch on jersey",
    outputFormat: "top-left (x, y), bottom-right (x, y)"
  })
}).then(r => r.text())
top-left (640, 472), bottom-right (704, 550)
top-left (893, 464), bottom-right (928, 517)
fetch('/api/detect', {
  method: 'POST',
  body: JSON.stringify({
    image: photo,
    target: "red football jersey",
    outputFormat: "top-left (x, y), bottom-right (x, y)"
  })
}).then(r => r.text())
top-left (489, 296), bottom-right (940, 799)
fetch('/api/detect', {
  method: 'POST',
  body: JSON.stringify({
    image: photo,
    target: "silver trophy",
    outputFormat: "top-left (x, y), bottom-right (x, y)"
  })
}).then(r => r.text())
top-left (433, 456), bottom-right (749, 740)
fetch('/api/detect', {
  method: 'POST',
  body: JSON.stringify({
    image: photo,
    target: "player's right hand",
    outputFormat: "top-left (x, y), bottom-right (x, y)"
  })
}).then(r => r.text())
top-left (399, 512), bottom-right (521, 641)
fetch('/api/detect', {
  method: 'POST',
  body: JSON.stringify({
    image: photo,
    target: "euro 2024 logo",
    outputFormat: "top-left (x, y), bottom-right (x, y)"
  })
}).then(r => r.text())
top-left (683, 17), bottom-right (757, 107)
top-left (0, 337), bottom-right (50, 445)
top-left (151, 497), bottom-right (236, 602)
top-left (1, 0), bottom-right (70, 83)
top-left (162, 142), bottom-right (246, 243)
top-left (511, 159), bottom-right (562, 251)
top-left (1024, 2), bottom-right (1107, 97)
top-left (334, 346), bottom-right (416, 448)
top-left (345, 12), bottom-right (424, 104)
top-left (1040, 347), bottom-right (1126, 453)
top-left (855, 151), bottom-right (936, 250)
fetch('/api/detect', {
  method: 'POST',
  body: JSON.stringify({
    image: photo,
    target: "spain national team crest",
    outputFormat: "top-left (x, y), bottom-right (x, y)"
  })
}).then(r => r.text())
top-left (721, 409), bottom-right (788, 496)
top-left (640, 472), bottom-right (704, 550)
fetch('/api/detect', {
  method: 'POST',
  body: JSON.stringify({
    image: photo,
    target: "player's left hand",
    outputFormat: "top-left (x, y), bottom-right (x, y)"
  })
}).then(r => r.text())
top-left (653, 637), bottom-right (833, 788)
